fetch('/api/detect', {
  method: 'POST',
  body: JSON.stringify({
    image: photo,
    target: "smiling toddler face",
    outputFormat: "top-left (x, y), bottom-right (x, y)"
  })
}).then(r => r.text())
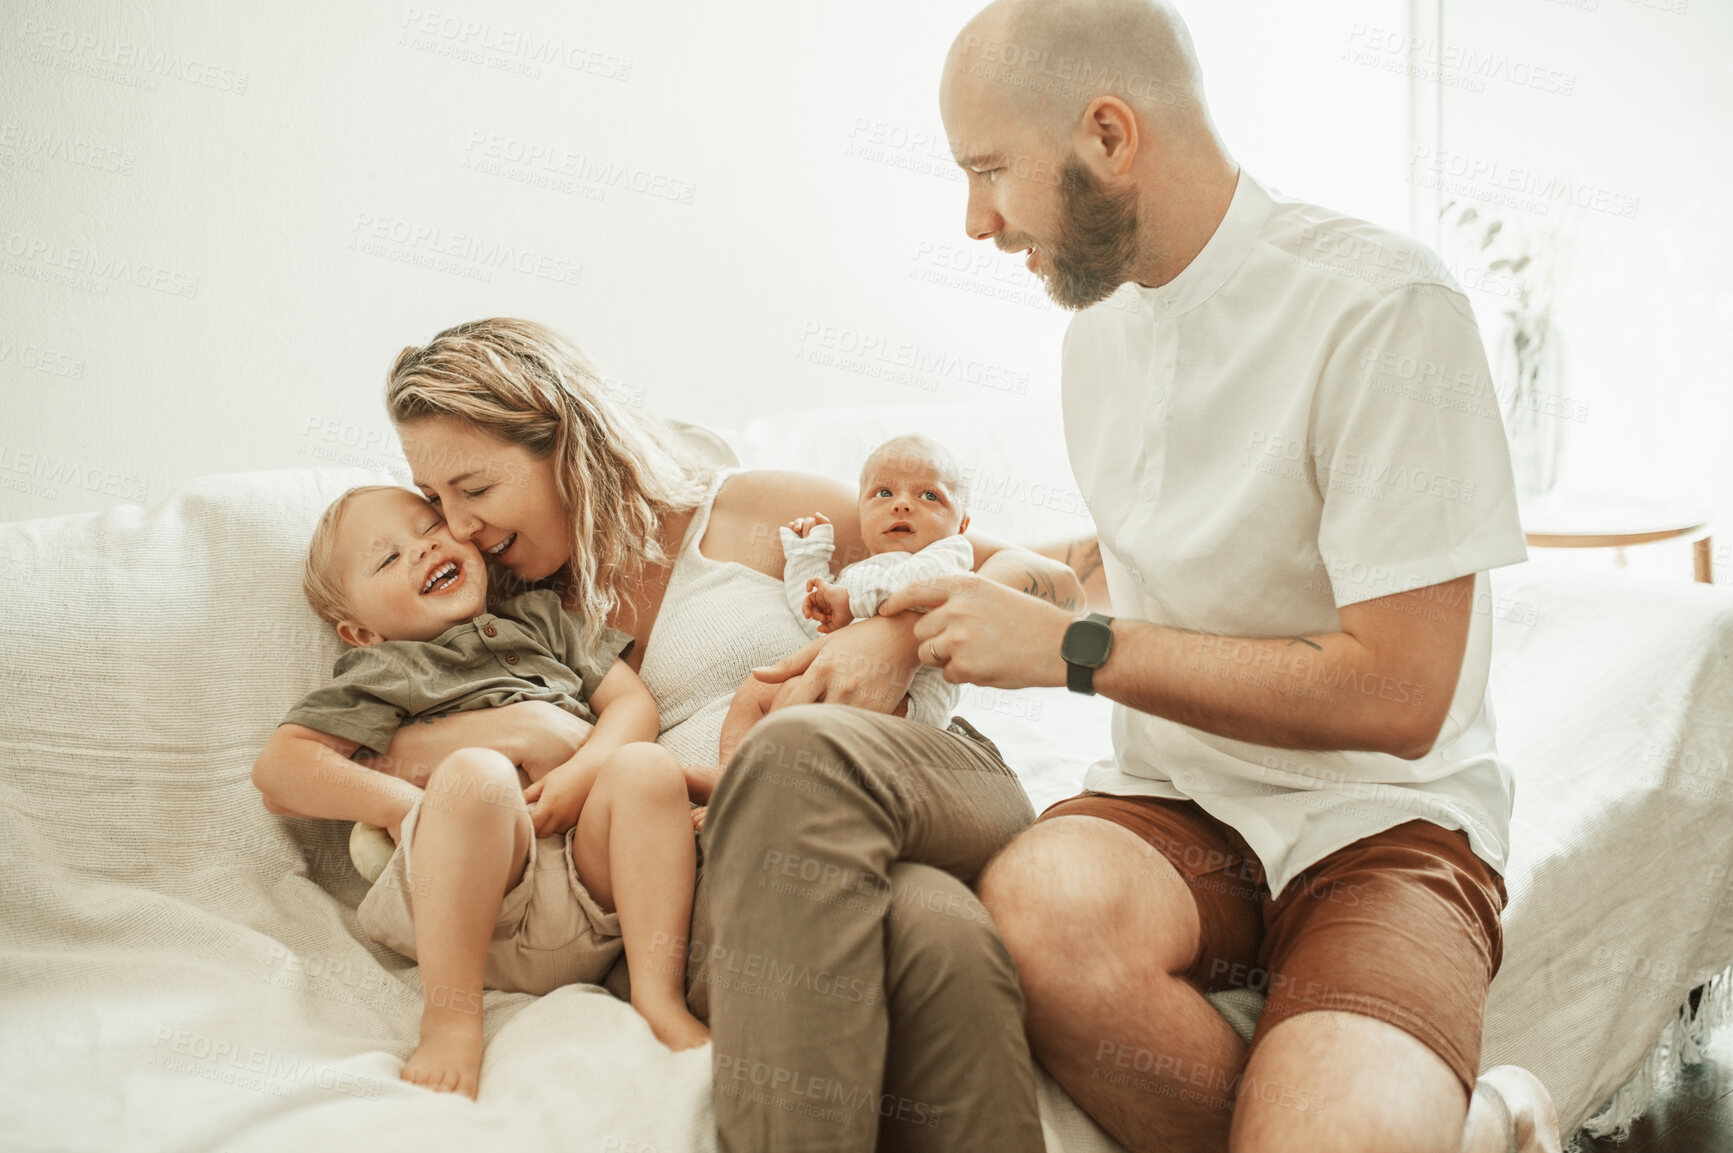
top-left (330, 487), bottom-right (488, 644)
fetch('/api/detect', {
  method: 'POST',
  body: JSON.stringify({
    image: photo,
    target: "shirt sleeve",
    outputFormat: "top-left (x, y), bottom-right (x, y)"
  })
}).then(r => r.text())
top-left (1311, 283), bottom-right (1529, 607)
top-left (504, 588), bottom-right (636, 700)
top-left (839, 536), bottom-right (975, 620)
top-left (780, 522), bottom-right (835, 634)
top-left (279, 651), bottom-right (408, 757)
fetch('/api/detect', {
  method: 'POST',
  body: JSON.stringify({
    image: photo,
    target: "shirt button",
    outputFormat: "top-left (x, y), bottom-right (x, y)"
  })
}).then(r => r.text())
top-left (483, 625), bottom-right (497, 637)
top-left (505, 652), bottom-right (519, 665)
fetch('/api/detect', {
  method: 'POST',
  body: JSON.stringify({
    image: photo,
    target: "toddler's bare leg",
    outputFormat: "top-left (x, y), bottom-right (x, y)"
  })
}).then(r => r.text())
top-left (403, 747), bottom-right (533, 1098)
top-left (576, 742), bottom-right (709, 1050)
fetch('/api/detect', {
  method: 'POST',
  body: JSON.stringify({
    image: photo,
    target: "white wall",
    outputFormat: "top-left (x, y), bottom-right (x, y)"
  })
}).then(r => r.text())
top-left (1433, 0), bottom-right (1733, 580)
top-left (20, 0), bottom-right (1724, 552)
top-left (1, 0), bottom-right (1413, 521)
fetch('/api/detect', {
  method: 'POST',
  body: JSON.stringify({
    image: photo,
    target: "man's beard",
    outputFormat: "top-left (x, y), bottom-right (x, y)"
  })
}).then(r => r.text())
top-left (1042, 161), bottom-right (1141, 310)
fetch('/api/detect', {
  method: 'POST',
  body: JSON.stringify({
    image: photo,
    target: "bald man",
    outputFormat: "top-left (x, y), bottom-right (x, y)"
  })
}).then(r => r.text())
top-left (880, 2), bottom-right (1564, 1151)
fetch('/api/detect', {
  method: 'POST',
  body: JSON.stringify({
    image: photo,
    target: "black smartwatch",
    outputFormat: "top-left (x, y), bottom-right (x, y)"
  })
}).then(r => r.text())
top-left (1061, 613), bottom-right (1115, 695)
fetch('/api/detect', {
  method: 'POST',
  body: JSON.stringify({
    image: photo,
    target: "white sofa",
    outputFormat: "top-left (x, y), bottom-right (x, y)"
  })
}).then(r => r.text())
top-left (2, 402), bottom-right (1730, 1151)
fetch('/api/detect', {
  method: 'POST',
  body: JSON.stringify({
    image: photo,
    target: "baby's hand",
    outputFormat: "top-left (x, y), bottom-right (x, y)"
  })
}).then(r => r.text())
top-left (524, 770), bottom-right (584, 838)
top-left (690, 806), bottom-right (708, 833)
top-left (784, 511), bottom-right (831, 539)
top-left (803, 577), bottom-right (855, 634)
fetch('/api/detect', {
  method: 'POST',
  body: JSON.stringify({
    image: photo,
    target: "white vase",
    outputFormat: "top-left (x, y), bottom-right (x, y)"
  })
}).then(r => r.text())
top-left (1492, 320), bottom-right (1570, 505)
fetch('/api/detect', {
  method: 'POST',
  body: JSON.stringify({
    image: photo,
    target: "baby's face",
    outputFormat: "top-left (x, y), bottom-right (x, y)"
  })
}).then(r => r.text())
top-left (334, 488), bottom-right (488, 644)
top-left (858, 458), bottom-right (967, 555)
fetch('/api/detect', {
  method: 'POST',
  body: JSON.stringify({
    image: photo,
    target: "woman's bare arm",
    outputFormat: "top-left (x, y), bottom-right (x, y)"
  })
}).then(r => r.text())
top-left (1032, 534), bottom-right (1112, 613)
top-left (252, 724), bottom-right (422, 835)
top-left (370, 699), bottom-right (593, 787)
top-left (711, 469), bottom-right (1084, 710)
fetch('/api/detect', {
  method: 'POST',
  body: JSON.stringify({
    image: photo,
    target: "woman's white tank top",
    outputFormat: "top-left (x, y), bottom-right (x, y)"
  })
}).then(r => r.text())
top-left (637, 469), bottom-right (814, 765)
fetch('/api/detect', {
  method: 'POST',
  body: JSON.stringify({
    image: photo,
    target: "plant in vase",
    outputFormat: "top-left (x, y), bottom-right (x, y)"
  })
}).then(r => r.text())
top-left (1440, 201), bottom-right (1570, 504)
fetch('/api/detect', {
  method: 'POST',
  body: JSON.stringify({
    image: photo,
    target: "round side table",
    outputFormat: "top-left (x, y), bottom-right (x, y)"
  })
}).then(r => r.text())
top-left (1521, 494), bottom-right (1714, 583)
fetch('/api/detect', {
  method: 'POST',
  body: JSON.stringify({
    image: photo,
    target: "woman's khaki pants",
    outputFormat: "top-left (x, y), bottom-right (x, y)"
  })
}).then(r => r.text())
top-left (606, 704), bottom-right (1043, 1153)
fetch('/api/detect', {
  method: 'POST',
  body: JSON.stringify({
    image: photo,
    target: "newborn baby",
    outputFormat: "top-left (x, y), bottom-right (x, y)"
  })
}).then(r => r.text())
top-left (783, 434), bottom-right (975, 729)
top-left (721, 435), bottom-right (975, 761)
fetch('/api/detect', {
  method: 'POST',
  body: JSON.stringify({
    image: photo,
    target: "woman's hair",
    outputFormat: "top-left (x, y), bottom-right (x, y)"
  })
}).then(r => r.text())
top-left (384, 318), bottom-right (708, 645)
top-left (303, 485), bottom-right (403, 626)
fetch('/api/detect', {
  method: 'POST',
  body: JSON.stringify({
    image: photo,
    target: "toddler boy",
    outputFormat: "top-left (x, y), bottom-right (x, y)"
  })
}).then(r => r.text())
top-left (252, 485), bottom-right (706, 1100)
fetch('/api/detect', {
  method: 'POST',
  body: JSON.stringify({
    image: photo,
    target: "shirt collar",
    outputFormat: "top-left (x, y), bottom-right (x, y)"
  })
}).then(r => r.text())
top-left (1133, 169), bottom-right (1272, 317)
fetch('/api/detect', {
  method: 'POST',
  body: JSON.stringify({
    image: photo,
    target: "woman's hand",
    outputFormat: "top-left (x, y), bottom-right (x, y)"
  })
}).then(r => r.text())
top-left (372, 700), bottom-right (593, 787)
top-left (751, 616), bottom-right (920, 715)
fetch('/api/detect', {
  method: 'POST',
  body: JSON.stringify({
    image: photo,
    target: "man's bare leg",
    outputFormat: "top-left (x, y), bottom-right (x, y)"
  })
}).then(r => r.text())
top-left (1229, 1012), bottom-right (1561, 1153)
top-left (403, 747), bottom-right (533, 1098)
top-left (983, 815), bottom-right (1561, 1153)
top-left (978, 816), bottom-right (1246, 1152)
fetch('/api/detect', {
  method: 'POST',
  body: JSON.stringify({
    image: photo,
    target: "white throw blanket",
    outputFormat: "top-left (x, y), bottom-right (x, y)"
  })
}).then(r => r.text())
top-left (3, 459), bottom-right (1733, 1151)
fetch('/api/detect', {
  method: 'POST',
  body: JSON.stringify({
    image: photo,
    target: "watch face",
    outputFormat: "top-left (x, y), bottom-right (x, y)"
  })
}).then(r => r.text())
top-left (1062, 618), bottom-right (1112, 667)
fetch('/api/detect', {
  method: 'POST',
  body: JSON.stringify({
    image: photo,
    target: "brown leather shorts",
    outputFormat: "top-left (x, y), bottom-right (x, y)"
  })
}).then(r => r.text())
top-left (1039, 792), bottom-right (1507, 1092)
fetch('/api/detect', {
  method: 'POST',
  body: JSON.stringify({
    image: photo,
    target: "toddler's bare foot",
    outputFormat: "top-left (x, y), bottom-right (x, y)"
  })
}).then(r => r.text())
top-left (638, 999), bottom-right (710, 1051)
top-left (402, 1008), bottom-right (484, 1099)
top-left (1474, 1065), bottom-right (1562, 1153)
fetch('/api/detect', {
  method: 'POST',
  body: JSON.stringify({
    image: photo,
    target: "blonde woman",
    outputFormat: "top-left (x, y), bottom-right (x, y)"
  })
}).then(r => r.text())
top-left (372, 318), bottom-right (1081, 1152)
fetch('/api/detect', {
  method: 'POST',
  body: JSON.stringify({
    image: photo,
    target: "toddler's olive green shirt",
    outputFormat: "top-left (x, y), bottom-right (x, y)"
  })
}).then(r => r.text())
top-left (282, 589), bottom-right (634, 756)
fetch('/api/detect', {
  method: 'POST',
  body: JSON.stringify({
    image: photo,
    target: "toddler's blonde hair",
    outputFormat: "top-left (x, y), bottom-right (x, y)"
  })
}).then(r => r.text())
top-left (302, 485), bottom-right (403, 626)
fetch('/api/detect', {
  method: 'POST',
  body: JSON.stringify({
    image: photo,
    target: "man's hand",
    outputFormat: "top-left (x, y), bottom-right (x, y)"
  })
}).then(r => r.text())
top-left (523, 767), bottom-right (586, 838)
top-left (879, 573), bottom-right (1073, 689)
top-left (751, 617), bottom-right (919, 714)
top-left (803, 577), bottom-right (854, 633)
top-left (785, 511), bottom-right (831, 539)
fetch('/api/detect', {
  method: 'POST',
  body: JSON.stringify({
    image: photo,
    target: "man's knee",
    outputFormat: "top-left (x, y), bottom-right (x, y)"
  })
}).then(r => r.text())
top-left (979, 816), bottom-right (1197, 977)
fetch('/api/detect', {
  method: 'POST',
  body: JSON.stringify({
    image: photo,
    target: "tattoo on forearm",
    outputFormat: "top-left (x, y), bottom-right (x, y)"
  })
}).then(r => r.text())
top-left (1063, 539), bottom-right (1103, 584)
top-left (1022, 570), bottom-right (1081, 612)
top-left (1287, 636), bottom-right (1323, 651)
